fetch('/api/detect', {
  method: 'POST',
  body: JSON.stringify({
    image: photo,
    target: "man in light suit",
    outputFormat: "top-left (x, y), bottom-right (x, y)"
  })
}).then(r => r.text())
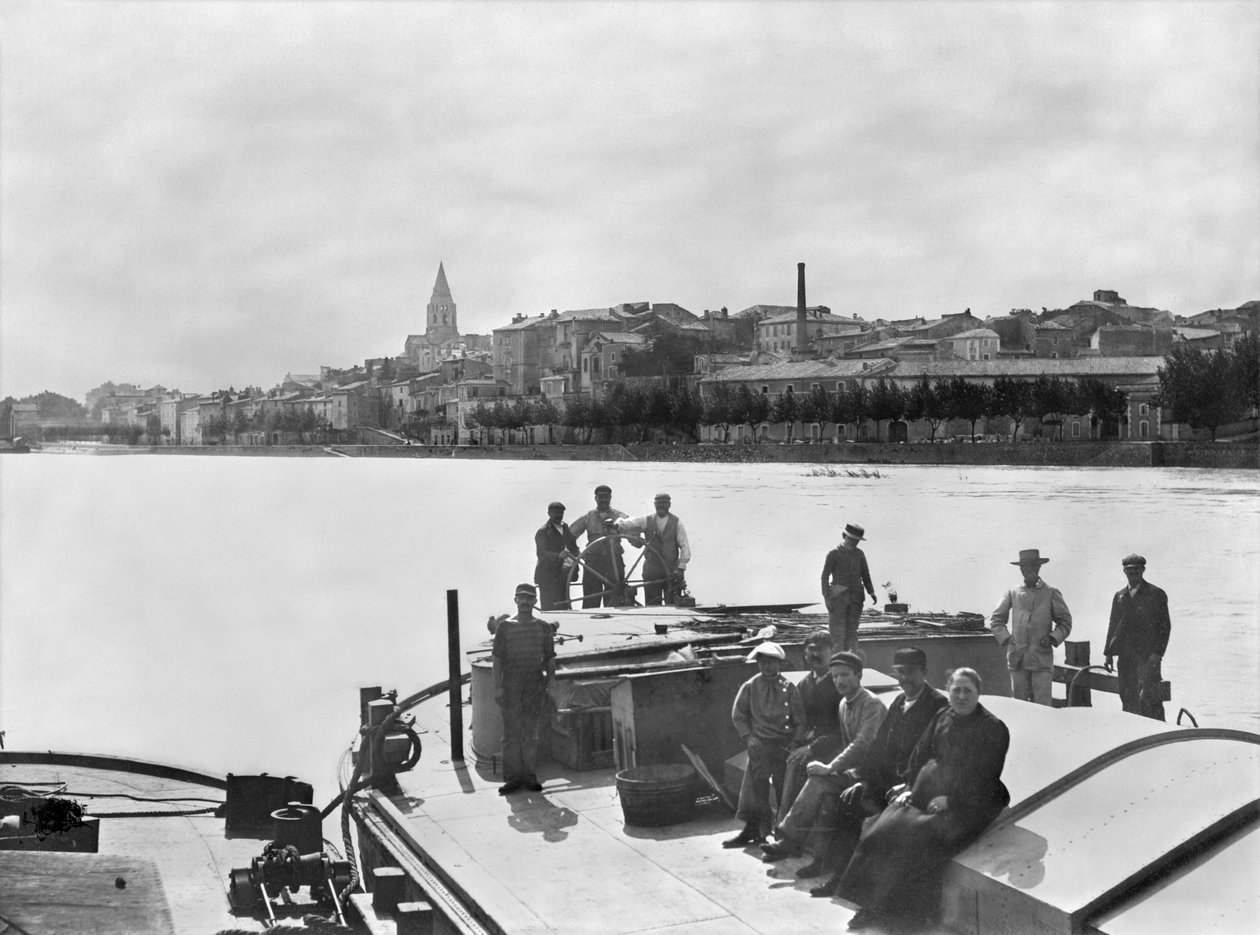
top-left (989, 548), bottom-right (1072, 705)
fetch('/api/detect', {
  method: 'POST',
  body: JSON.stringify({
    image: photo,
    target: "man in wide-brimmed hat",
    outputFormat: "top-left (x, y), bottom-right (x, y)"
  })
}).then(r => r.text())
top-left (1103, 554), bottom-right (1171, 721)
top-left (821, 522), bottom-right (878, 652)
top-left (723, 641), bottom-right (807, 849)
top-left (989, 549), bottom-right (1073, 705)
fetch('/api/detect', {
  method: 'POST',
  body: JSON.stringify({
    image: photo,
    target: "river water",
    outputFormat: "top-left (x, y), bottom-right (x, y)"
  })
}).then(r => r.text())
top-left (1, 455), bottom-right (1257, 805)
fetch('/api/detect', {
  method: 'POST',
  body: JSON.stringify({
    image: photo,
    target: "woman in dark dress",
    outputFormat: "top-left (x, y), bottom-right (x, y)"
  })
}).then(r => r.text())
top-left (838, 667), bottom-right (1010, 932)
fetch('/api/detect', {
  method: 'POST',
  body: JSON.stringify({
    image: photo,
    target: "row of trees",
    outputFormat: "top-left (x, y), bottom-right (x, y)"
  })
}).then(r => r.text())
top-left (201, 407), bottom-right (335, 444)
top-left (699, 375), bottom-right (1129, 443)
top-left (1155, 336), bottom-right (1259, 440)
top-left (464, 384), bottom-right (704, 445)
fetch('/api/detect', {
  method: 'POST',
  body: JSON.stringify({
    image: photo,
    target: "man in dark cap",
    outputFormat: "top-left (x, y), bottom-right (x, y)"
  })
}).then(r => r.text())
top-left (989, 548), bottom-right (1072, 705)
top-left (763, 650), bottom-right (884, 875)
top-left (492, 583), bottom-right (556, 795)
top-left (1103, 554), bottom-right (1171, 720)
top-left (809, 646), bottom-right (948, 898)
top-left (534, 501), bottom-right (579, 611)
top-left (821, 523), bottom-right (878, 652)
top-left (772, 630), bottom-right (842, 829)
top-left (568, 484), bottom-right (634, 607)
top-left (616, 492), bottom-right (690, 605)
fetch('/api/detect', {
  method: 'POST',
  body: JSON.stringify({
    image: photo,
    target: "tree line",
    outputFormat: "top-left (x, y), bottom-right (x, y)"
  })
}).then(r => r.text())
top-left (699, 374), bottom-right (1130, 443)
top-left (1155, 336), bottom-right (1258, 440)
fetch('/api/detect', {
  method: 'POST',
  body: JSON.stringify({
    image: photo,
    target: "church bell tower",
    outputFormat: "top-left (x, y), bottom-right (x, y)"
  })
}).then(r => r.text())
top-left (425, 262), bottom-right (459, 344)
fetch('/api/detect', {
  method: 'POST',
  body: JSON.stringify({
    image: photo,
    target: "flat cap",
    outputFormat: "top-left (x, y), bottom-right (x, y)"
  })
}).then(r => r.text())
top-left (803, 629), bottom-right (834, 648)
top-left (594, 484), bottom-right (612, 494)
top-left (892, 647), bottom-right (927, 669)
top-left (829, 650), bottom-right (864, 673)
top-left (1122, 554), bottom-right (1147, 568)
top-left (548, 501), bottom-right (566, 511)
top-left (654, 492), bottom-right (671, 502)
top-left (514, 583), bottom-right (537, 598)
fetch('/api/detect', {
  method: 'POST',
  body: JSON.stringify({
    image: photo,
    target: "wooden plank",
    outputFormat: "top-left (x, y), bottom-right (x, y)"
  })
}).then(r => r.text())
top-left (0, 852), bottom-right (175, 935)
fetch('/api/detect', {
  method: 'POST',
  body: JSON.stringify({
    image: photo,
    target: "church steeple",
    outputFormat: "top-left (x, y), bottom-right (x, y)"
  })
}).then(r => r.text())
top-left (425, 261), bottom-right (458, 343)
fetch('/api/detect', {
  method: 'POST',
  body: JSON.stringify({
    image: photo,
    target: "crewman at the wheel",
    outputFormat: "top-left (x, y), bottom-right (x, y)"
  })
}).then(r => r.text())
top-left (534, 501), bottom-right (579, 611)
top-left (615, 492), bottom-right (690, 605)
top-left (568, 484), bottom-right (636, 607)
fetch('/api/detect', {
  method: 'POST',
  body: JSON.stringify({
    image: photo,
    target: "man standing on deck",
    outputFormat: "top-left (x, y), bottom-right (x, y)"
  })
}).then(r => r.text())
top-left (1103, 554), bottom-right (1171, 721)
top-left (772, 630), bottom-right (842, 829)
top-left (724, 641), bottom-right (807, 848)
top-left (615, 493), bottom-right (690, 605)
top-left (808, 646), bottom-right (948, 898)
top-left (568, 485), bottom-right (636, 607)
top-left (821, 523), bottom-right (878, 651)
top-left (493, 583), bottom-right (556, 795)
top-left (534, 501), bottom-right (579, 611)
top-left (989, 548), bottom-right (1072, 706)
top-left (763, 651), bottom-right (885, 876)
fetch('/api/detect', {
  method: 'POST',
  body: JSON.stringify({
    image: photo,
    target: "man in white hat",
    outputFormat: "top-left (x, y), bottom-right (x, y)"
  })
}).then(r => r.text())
top-left (989, 549), bottom-right (1072, 705)
top-left (723, 641), bottom-right (807, 848)
top-left (1103, 554), bottom-right (1171, 720)
top-left (821, 522), bottom-right (878, 652)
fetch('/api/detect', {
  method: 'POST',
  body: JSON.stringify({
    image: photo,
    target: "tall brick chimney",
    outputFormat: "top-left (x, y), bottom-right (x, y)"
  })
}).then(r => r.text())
top-left (796, 262), bottom-right (807, 355)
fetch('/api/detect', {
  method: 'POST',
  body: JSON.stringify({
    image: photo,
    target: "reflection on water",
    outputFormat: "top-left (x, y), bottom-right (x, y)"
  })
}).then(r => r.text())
top-left (1, 456), bottom-right (1257, 803)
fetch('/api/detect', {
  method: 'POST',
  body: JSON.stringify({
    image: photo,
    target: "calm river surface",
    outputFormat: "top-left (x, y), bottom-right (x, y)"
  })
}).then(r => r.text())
top-left (2, 455), bottom-right (1257, 804)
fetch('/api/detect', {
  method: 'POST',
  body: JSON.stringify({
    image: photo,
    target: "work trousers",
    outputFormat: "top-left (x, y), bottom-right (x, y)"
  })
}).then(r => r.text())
top-left (735, 741), bottom-right (790, 838)
top-left (1117, 656), bottom-right (1165, 721)
top-left (1009, 668), bottom-right (1053, 706)
top-left (500, 674), bottom-right (548, 784)
top-left (776, 736), bottom-right (844, 825)
top-left (581, 553), bottom-right (626, 608)
top-left (644, 570), bottom-right (684, 607)
top-left (537, 571), bottom-right (572, 611)
top-left (776, 769), bottom-right (857, 858)
top-left (826, 591), bottom-right (863, 652)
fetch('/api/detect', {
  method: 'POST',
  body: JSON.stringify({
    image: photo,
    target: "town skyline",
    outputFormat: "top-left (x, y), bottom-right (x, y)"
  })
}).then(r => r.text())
top-left (3, 1), bottom-right (1257, 400)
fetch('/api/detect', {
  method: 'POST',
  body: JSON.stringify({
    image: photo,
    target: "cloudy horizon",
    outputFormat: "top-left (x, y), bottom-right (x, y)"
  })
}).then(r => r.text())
top-left (2, 0), bottom-right (1257, 402)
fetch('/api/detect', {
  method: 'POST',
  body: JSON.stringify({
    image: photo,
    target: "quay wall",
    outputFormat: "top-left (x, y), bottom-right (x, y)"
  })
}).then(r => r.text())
top-left (47, 440), bottom-right (1258, 469)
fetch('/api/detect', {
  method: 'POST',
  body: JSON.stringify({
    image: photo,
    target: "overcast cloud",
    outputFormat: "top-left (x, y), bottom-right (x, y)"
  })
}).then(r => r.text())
top-left (1, 0), bottom-right (1257, 400)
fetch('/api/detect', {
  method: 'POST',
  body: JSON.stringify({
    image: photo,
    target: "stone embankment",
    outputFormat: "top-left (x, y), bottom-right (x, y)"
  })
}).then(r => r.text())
top-left (45, 440), bottom-right (1258, 468)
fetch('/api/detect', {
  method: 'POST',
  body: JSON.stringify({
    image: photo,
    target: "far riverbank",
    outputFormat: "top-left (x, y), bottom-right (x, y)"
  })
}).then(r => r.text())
top-left (37, 438), bottom-right (1259, 469)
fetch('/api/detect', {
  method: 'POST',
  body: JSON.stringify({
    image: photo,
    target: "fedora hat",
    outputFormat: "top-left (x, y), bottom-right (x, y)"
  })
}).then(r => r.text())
top-left (1010, 548), bottom-right (1050, 566)
top-left (842, 522), bottom-right (866, 542)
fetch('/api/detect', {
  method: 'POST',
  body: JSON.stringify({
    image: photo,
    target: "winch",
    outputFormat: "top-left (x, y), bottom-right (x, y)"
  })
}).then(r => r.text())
top-left (228, 800), bottom-right (353, 927)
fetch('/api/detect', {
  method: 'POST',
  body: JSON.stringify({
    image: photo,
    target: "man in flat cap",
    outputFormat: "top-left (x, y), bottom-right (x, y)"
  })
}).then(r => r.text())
top-left (821, 523), bottom-right (878, 652)
top-left (568, 484), bottom-right (635, 607)
top-left (989, 548), bottom-right (1072, 705)
top-left (764, 651), bottom-right (885, 876)
top-left (534, 501), bottom-right (579, 611)
top-left (616, 492), bottom-right (690, 605)
top-left (809, 646), bottom-right (948, 898)
top-left (723, 642), bottom-right (807, 849)
top-left (1103, 554), bottom-right (1171, 720)
top-left (492, 583), bottom-right (556, 795)
top-left (773, 630), bottom-right (842, 827)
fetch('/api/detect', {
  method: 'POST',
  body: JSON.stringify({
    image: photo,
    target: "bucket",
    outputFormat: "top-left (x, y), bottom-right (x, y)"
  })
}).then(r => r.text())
top-left (615, 764), bottom-right (697, 827)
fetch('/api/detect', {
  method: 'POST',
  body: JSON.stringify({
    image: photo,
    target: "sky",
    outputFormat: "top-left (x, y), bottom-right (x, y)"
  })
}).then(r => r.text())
top-left (1, 0), bottom-right (1257, 403)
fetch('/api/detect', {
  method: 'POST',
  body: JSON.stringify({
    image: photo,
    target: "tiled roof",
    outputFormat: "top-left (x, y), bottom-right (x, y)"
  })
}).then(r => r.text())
top-left (949, 328), bottom-right (1000, 340)
top-left (888, 357), bottom-right (1165, 379)
top-left (700, 359), bottom-right (895, 383)
top-left (1173, 327), bottom-right (1222, 340)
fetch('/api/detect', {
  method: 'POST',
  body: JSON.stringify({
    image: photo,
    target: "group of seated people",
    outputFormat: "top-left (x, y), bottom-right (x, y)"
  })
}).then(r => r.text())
top-left (727, 631), bottom-right (1010, 934)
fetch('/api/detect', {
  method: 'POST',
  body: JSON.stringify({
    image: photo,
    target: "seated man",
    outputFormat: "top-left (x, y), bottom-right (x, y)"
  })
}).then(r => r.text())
top-left (762, 651), bottom-right (884, 877)
top-left (773, 630), bottom-right (842, 830)
top-left (722, 642), bottom-right (807, 848)
top-left (810, 646), bottom-right (948, 898)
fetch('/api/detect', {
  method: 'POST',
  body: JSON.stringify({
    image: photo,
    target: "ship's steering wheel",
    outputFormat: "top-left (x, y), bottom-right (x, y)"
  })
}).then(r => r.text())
top-left (565, 532), bottom-right (679, 607)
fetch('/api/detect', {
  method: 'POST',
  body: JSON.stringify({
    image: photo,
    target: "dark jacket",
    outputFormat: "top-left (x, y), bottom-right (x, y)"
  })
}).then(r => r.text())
top-left (907, 702), bottom-right (1010, 829)
top-left (534, 521), bottom-right (578, 587)
top-left (1104, 580), bottom-right (1171, 660)
top-left (861, 686), bottom-right (948, 796)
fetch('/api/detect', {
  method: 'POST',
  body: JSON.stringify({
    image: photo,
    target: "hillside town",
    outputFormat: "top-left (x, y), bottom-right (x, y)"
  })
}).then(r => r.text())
top-left (8, 263), bottom-right (1258, 448)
